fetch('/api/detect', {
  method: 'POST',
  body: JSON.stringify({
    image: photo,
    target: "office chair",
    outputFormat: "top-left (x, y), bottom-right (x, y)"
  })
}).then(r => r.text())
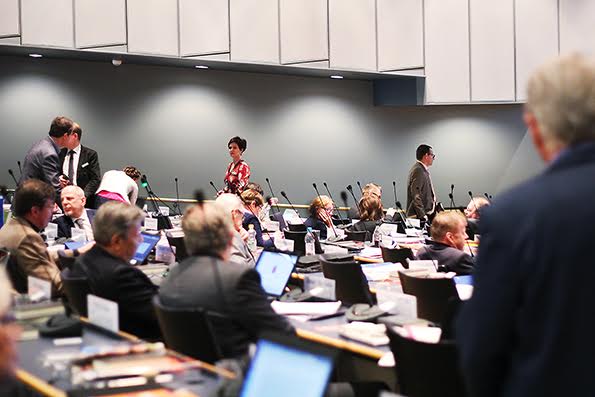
top-left (152, 296), bottom-right (222, 364)
top-left (61, 268), bottom-right (91, 316)
top-left (345, 230), bottom-right (367, 242)
top-left (386, 326), bottom-right (467, 397)
top-left (284, 230), bottom-right (323, 255)
top-left (381, 246), bottom-right (414, 268)
top-left (398, 271), bottom-right (459, 324)
top-left (287, 223), bottom-right (307, 232)
top-left (320, 255), bottom-right (374, 305)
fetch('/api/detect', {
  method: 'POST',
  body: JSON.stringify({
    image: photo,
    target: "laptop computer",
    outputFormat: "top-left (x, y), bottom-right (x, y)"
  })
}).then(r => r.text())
top-left (239, 333), bottom-right (336, 397)
top-left (129, 232), bottom-right (161, 265)
top-left (255, 251), bottom-right (298, 298)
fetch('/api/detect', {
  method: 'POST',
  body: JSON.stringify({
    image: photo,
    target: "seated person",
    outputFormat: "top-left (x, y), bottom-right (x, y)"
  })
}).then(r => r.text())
top-left (70, 201), bottom-right (160, 340)
top-left (0, 180), bottom-right (64, 294)
top-left (415, 211), bottom-right (475, 275)
top-left (348, 182), bottom-right (382, 219)
top-left (351, 195), bottom-right (384, 241)
top-left (215, 193), bottom-right (255, 267)
top-left (52, 185), bottom-right (95, 240)
top-left (245, 182), bottom-right (278, 224)
top-left (240, 189), bottom-right (274, 248)
top-left (304, 195), bottom-right (335, 240)
top-left (159, 202), bottom-right (294, 358)
top-left (95, 166), bottom-right (141, 207)
top-left (464, 196), bottom-right (490, 238)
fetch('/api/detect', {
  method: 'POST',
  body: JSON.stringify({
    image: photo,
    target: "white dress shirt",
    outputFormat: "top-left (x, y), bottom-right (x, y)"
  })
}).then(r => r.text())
top-left (73, 209), bottom-right (94, 241)
top-left (62, 144), bottom-right (81, 184)
top-left (96, 170), bottom-right (139, 204)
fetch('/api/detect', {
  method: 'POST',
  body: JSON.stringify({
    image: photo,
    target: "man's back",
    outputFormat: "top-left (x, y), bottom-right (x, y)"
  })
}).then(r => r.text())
top-left (20, 137), bottom-right (60, 187)
top-left (457, 143), bottom-right (595, 397)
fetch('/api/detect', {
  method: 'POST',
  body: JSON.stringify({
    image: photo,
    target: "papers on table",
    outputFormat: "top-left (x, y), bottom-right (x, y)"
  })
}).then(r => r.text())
top-left (271, 301), bottom-right (342, 316)
top-left (357, 246), bottom-right (383, 260)
top-left (361, 262), bottom-right (404, 281)
top-left (339, 322), bottom-right (389, 346)
top-left (394, 324), bottom-right (442, 344)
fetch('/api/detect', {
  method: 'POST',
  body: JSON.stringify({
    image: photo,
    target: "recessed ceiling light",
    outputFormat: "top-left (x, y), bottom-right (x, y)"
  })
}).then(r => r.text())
top-left (29, 53), bottom-right (43, 58)
top-left (330, 75), bottom-right (344, 79)
top-left (194, 65), bottom-right (209, 69)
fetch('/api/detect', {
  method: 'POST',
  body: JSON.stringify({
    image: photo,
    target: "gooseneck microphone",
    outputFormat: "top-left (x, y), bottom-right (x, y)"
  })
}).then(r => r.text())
top-left (174, 177), bottom-right (181, 215)
top-left (209, 181), bottom-right (220, 195)
top-left (142, 174), bottom-right (176, 216)
top-left (280, 191), bottom-right (306, 225)
top-left (265, 177), bottom-right (282, 214)
top-left (340, 191), bottom-right (351, 221)
top-left (17, 161), bottom-right (22, 176)
top-left (356, 181), bottom-right (363, 195)
top-left (468, 191), bottom-right (480, 214)
top-left (346, 185), bottom-right (361, 219)
top-left (323, 182), bottom-right (347, 224)
top-left (449, 184), bottom-right (455, 208)
top-left (7, 169), bottom-right (18, 186)
top-left (392, 181), bottom-right (398, 209)
top-left (313, 183), bottom-right (338, 238)
top-left (484, 192), bottom-right (492, 202)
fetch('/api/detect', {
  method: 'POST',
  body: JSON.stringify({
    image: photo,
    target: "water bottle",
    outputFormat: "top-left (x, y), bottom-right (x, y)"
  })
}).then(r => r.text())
top-left (373, 226), bottom-right (382, 247)
top-left (247, 224), bottom-right (257, 253)
top-left (305, 227), bottom-right (315, 256)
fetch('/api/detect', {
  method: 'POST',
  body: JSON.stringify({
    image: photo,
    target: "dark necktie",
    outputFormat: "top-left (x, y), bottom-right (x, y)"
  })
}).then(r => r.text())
top-left (68, 150), bottom-right (75, 181)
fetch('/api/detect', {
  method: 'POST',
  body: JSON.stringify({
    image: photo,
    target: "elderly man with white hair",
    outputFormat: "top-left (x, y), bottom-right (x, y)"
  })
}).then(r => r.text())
top-left (52, 185), bottom-right (95, 240)
top-left (457, 54), bottom-right (595, 397)
top-left (215, 193), bottom-right (255, 267)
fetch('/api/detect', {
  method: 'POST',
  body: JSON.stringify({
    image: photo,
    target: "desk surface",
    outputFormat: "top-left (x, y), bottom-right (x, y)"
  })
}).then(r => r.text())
top-left (16, 322), bottom-right (230, 397)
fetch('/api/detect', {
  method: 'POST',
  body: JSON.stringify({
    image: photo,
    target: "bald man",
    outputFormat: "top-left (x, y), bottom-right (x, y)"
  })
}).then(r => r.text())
top-left (52, 185), bottom-right (95, 240)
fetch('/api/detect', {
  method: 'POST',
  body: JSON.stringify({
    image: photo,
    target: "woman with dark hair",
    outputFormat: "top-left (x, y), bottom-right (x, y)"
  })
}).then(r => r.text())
top-left (352, 195), bottom-right (384, 241)
top-left (223, 136), bottom-right (250, 195)
top-left (95, 165), bottom-right (141, 207)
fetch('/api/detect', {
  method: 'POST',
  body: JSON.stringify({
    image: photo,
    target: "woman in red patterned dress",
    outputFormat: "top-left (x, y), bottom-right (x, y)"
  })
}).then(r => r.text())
top-left (222, 136), bottom-right (250, 195)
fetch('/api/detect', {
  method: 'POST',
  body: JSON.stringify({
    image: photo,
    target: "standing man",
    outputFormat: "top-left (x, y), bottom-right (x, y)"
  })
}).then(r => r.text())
top-left (406, 144), bottom-right (436, 219)
top-left (20, 116), bottom-right (76, 201)
top-left (457, 54), bottom-right (595, 396)
top-left (59, 122), bottom-right (101, 208)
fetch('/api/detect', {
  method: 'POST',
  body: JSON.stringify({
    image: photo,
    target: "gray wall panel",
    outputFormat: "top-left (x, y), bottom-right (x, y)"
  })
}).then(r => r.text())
top-left (0, 56), bottom-right (543, 206)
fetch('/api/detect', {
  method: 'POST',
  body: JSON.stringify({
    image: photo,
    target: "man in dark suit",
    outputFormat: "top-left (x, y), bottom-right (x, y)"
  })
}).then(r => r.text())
top-left (457, 54), bottom-right (595, 397)
top-left (58, 123), bottom-right (101, 208)
top-left (52, 185), bottom-right (95, 240)
top-left (20, 116), bottom-right (77, 202)
top-left (415, 211), bottom-right (474, 275)
top-left (70, 201), bottom-right (160, 340)
top-left (406, 144), bottom-right (436, 219)
top-left (159, 202), bottom-right (293, 358)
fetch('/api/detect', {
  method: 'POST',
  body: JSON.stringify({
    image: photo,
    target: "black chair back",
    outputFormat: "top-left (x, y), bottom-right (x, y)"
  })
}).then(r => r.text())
top-left (284, 230), bottom-right (307, 255)
top-left (381, 246), bottom-right (414, 268)
top-left (386, 326), bottom-right (467, 397)
top-left (6, 255), bottom-right (26, 293)
top-left (398, 271), bottom-right (458, 323)
top-left (269, 212), bottom-right (287, 230)
top-left (153, 296), bottom-right (222, 364)
top-left (345, 230), bottom-right (367, 242)
top-left (61, 268), bottom-right (91, 316)
top-left (320, 256), bottom-right (374, 305)
top-left (287, 223), bottom-right (307, 232)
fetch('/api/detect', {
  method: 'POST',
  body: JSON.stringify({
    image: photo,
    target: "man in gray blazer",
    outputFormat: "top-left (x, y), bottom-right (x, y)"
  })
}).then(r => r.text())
top-left (19, 116), bottom-right (76, 202)
top-left (406, 144), bottom-right (436, 219)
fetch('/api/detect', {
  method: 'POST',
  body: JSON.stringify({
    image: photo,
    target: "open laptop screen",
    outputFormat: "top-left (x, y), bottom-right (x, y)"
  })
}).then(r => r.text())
top-left (240, 336), bottom-right (334, 397)
top-left (255, 251), bottom-right (298, 297)
top-left (130, 233), bottom-right (161, 265)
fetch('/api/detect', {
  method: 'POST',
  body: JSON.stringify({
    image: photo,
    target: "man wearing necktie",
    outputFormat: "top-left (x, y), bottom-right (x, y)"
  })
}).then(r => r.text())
top-left (59, 123), bottom-right (101, 208)
top-left (406, 144), bottom-right (437, 220)
top-left (51, 185), bottom-right (96, 240)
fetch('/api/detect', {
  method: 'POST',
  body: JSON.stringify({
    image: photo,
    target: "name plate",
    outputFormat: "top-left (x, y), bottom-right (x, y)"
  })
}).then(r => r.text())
top-left (88, 294), bottom-right (119, 333)
top-left (407, 260), bottom-right (437, 272)
top-left (44, 223), bottom-right (58, 239)
top-left (407, 218), bottom-right (421, 228)
top-left (376, 286), bottom-right (417, 317)
top-left (70, 227), bottom-right (87, 242)
top-left (144, 217), bottom-right (158, 231)
top-left (28, 276), bottom-right (52, 300)
top-left (158, 206), bottom-right (170, 216)
top-left (304, 275), bottom-right (336, 300)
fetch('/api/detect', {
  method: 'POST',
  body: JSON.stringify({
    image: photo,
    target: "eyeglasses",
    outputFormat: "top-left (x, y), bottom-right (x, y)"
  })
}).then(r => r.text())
top-left (428, 153), bottom-right (436, 159)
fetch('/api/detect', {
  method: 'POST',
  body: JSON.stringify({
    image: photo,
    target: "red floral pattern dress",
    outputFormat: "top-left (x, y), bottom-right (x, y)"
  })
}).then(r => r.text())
top-left (223, 160), bottom-right (250, 194)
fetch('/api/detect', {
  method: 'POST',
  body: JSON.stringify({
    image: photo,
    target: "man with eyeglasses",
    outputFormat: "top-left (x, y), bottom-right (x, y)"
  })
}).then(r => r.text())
top-left (406, 144), bottom-right (437, 220)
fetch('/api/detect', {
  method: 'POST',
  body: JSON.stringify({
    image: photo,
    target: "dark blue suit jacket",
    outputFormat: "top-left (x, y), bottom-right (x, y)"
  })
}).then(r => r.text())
top-left (52, 209), bottom-right (96, 239)
top-left (242, 212), bottom-right (274, 248)
top-left (456, 142), bottom-right (595, 397)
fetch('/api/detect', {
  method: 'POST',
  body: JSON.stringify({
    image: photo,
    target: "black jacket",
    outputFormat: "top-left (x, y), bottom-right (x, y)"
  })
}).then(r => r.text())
top-left (159, 255), bottom-right (294, 358)
top-left (52, 209), bottom-right (96, 239)
top-left (71, 245), bottom-right (160, 339)
top-left (59, 145), bottom-right (101, 206)
top-left (415, 240), bottom-right (474, 275)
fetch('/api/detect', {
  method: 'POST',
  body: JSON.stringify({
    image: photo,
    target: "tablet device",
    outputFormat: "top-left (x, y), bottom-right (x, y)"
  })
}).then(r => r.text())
top-left (254, 251), bottom-right (298, 297)
top-left (240, 333), bottom-right (336, 397)
top-left (65, 241), bottom-right (86, 251)
top-left (129, 233), bottom-right (161, 265)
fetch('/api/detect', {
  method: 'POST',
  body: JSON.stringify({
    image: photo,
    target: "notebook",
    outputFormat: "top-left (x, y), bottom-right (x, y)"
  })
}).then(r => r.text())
top-left (255, 251), bottom-right (298, 297)
top-left (240, 333), bottom-right (336, 397)
top-left (130, 233), bottom-right (161, 265)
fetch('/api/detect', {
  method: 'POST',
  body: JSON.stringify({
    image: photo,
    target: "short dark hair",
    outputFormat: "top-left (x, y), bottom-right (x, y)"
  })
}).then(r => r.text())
top-left (71, 122), bottom-right (82, 140)
top-left (48, 116), bottom-right (74, 138)
top-left (123, 166), bottom-right (141, 180)
top-left (228, 136), bottom-right (247, 152)
top-left (13, 179), bottom-right (55, 217)
top-left (416, 144), bottom-right (432, 160)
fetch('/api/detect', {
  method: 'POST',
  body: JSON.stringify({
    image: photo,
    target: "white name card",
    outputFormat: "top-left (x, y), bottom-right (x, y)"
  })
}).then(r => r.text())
top-left (158, 206), bottom-right (170, 217)
top-left (88, 294), bottom-right (119, 333)
top-left (144, 217), bottom-right (158, 231)
top-left (407, 260), bottom-right (437, 272)
top-left (376, 287), bottom-right (417, 317)
top-left (44, 223), bottom-right (58, 239)
top-left (304, 275), bottom-right (336, 300)
top-left (274, 237), bottom-right (294, 252)
top-left (70, 227), bottom-right (87, 242)
top-left (28, 276), bottom-right (52, 301)
top-left (407, 218), bottom-right (421, 228)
